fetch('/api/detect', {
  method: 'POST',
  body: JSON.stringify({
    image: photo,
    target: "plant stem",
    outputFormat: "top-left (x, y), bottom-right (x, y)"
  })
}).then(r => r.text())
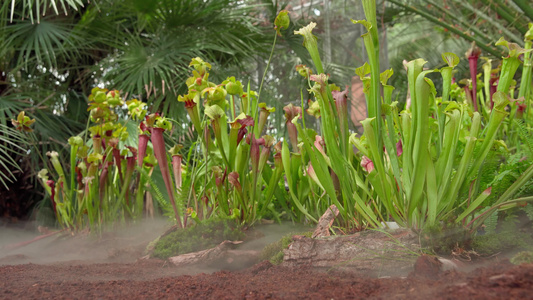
top-left (257, 33), bottom-right (277, 106)
top-left (484, 0), bottom-right (527, 34)
top-left (512, 0), bottom-right (533, 21)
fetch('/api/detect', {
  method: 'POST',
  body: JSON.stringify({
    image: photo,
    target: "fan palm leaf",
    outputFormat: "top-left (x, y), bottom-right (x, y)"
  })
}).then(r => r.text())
top-left (0, 123), bottom-right (27, 189)
top-left (88, 0), bottom-right (271, 131)
top-left (1, 0), bottom-right (85, 24)
top-left (2, 16), bottom-right (85, 70)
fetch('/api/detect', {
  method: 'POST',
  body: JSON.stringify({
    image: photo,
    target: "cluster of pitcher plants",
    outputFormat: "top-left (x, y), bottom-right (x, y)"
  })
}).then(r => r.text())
top-left (33, 57), bottom-right (288, 231)
top-left (23, 0), bottom-right (533, 235)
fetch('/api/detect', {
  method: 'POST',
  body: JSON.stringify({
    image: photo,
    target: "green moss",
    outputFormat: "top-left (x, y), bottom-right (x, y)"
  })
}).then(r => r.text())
top-left (472, 229), bottom-right (533, 255)
top-left (260, 231), bottom-right (313, 265)
top-left (270, 251), bottom-right (285, 265)
top-left (471, 212), bottom-right (533, 255)
top-left (511, 251), bottom-right (533, 265)
top-left (420, 224), bottom-right (472, 255)
top-left (420, 213), bottom-right (533, 256)
top-left (151, 217), bottom-right (244, 259)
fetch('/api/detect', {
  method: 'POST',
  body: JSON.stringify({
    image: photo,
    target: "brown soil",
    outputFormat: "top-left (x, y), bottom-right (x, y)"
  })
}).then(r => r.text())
top-left (1, 259), bottom-right (533, 299)
top-left (1, 222), bottom-right (533, 299)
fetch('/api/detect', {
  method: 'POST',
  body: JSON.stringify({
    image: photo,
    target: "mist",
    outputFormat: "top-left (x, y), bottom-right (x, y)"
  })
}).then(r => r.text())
top-left (0, 219), bottom-right (170, 265)
top-left (0, 219), bottom-right (312, 273)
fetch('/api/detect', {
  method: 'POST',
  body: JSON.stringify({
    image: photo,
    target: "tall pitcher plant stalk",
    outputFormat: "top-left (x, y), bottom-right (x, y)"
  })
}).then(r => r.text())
top-left (518, 24), bottom-right (533, 117)
top-left (292, 20), bottom-right (380, 229)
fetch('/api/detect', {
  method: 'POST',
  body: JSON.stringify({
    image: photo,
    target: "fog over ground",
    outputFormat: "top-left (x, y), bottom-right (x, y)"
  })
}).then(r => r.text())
top-left (0, 219), bottom-right (312, 270)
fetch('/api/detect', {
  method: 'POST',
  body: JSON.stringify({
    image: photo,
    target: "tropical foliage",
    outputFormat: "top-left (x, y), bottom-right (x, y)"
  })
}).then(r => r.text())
top-left (0, 0), bottom-right (274, 213)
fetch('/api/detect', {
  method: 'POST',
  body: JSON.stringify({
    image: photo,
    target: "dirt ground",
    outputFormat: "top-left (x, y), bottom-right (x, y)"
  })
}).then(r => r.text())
top-left (1, 221), bottom-right (533, 299)
top-left (1, 259), bottom-right (533, 299)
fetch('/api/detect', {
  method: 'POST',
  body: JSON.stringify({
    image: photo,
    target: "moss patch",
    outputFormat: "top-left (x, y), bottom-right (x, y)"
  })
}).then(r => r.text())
top-left (260, 231), bottom-right (313, 265)
top-left (472, 229), bottom-right (533, 255)
top-left (511, 251), bottom-right (533, 265)
top-left (151, 217), bottom-right (244, 259)
top-left (420, 219), bottom-right (533, 256)
top-left (420, 224), bottom-right (472, 255)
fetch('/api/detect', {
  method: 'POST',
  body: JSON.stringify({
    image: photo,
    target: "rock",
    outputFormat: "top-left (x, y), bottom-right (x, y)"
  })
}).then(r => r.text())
top-left (437, 257), bottom-right (460, 271)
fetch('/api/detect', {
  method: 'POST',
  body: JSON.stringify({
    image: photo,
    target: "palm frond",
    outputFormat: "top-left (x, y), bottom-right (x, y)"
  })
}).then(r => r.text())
top-left (2, 16), bottom-right (85, 70)
top-left (100, 32), bottom-right (196, 98)
top-left (1, 0), bottom-right (85, 24)
top-left (0, 123), bottom-right (28, 189)
top-left (89, 0), bottom-right (271, 129)
top-left (387, 0), bottom-right (530, 56)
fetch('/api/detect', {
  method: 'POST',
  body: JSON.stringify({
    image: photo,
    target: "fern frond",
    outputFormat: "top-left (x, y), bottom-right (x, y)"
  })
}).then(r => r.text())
top-left (514, 119), bottom-right (533, 157)
top-left (176, 178), bottom-right (192, 212)
top-left (137, 166), bottom-right (171, 213)
top-left (478, 206), bottom-right (498, 234)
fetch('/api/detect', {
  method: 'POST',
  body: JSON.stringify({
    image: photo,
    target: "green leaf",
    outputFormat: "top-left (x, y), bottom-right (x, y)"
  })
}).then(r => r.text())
top-left (496, 37), bottom-right (533, 57)
top-left (282, 141), bottom-right (317, 222)
top-left (379, 68), bottom-right (394, 86)
top-left (441, 52), bottom-right (460, 68)
top-left (351, 19), bottom-right (372, 31)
